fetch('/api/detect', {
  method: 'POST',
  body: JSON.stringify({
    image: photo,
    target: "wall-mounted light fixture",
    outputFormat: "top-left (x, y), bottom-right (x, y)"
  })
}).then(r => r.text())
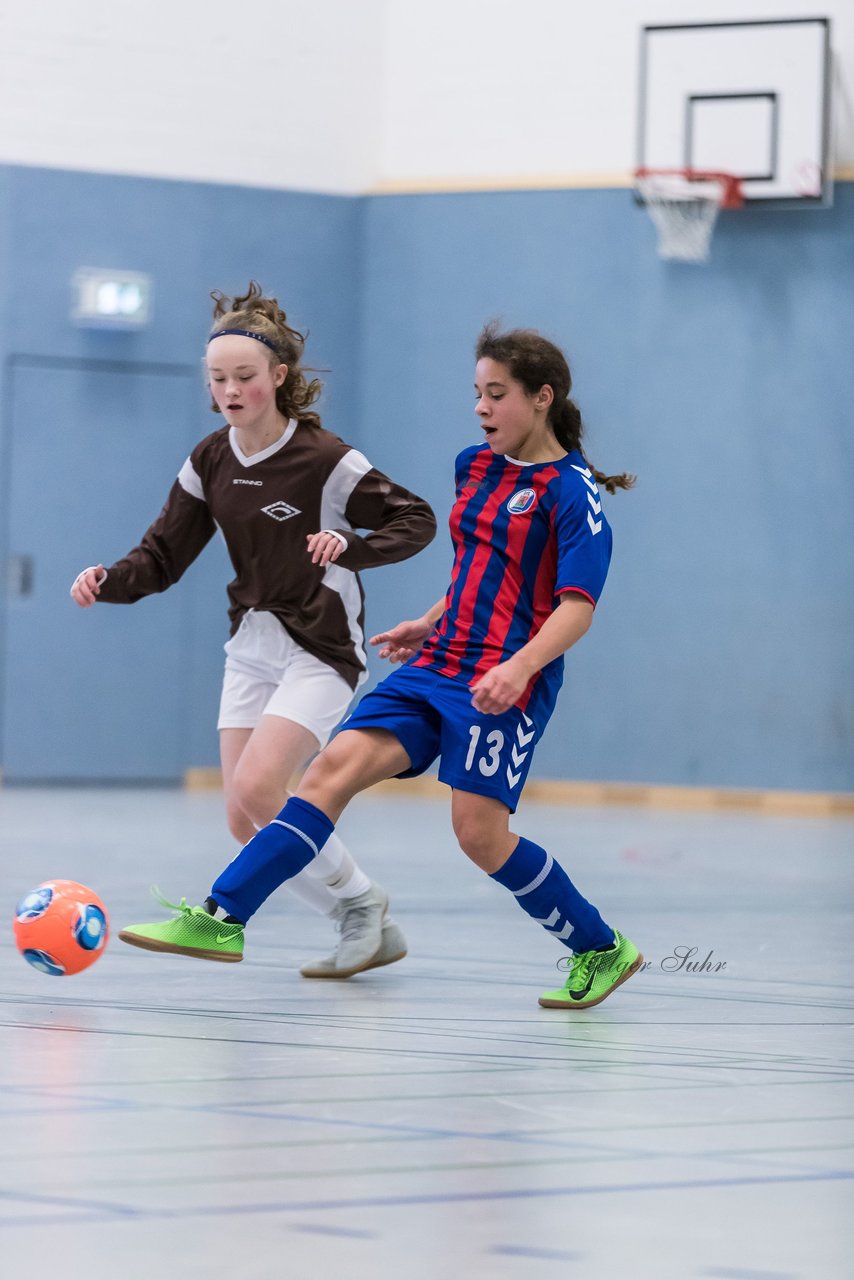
top-left (72, 268), bottom-right (153, 328)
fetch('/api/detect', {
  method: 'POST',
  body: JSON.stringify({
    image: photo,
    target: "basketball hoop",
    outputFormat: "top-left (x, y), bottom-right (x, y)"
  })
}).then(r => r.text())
top-left (635, 169), bottom-right (743, 262)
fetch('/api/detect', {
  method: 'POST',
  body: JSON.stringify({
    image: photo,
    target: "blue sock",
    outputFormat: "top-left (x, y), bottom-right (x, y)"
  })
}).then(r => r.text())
top-left (210, 796), bottom-right (335, 923)
top-left (489, 836), bottom-right (614, 953)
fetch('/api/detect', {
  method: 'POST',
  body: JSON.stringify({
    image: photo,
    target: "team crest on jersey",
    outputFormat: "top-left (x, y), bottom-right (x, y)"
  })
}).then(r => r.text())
top-left (261, 500), bottom-right (301, 522)
top-left (506, 488), bottom-right (537, 514)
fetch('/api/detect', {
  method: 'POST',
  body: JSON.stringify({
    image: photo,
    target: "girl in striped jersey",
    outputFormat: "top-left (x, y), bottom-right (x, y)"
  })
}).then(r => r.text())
top-left (71, 283), bottom-right (436, 978)
top-left (120, 323), bottom-right (643, 1010)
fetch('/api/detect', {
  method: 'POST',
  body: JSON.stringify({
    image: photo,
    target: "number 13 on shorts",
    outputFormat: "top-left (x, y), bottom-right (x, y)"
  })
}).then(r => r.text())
top-left (463, 712), bottom-right (537, 797)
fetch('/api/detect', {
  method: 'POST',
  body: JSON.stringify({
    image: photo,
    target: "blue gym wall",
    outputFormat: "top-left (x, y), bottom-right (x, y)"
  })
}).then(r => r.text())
top-left (1, 164), bottom-right (852, 790)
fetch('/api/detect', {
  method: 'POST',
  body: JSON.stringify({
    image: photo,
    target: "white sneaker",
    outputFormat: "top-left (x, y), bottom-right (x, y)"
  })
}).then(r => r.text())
top-left (300, 889), bottom-right (406, 980)
top-left (333, 881), bottom-right (388, 971)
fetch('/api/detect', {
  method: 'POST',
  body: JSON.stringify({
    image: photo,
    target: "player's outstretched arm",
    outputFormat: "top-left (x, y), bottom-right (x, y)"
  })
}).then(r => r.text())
top-left (331, 466), bottom-right (437, 571)
top-left (70, 565), bottom-right (107, 608)
top-left (370, 596), bottom-right (446, 663)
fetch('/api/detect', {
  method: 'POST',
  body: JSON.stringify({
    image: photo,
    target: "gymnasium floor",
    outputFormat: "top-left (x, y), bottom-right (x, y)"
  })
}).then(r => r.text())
top-left (1, 786), bottom-right (852, 1279)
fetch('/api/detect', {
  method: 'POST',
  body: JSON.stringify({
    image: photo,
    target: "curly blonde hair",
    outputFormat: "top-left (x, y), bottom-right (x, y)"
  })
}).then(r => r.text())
top-left (208, 281), bottom-right (322, 428)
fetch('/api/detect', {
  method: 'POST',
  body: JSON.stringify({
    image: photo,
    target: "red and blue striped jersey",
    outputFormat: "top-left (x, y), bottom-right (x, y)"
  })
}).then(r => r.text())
top-left (412, 444), bottom-right (612, 708)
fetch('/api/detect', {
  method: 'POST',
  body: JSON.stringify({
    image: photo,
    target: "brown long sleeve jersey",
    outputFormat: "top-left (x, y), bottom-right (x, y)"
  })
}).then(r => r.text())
top-left (98, 420), bottom-right (437, 691)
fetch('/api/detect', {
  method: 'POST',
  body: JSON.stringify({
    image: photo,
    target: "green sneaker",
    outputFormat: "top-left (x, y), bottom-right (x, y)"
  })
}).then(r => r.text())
top-left (538, 930), bottom-right (642, 1009)
top-left (119, 891), bottom-right (244, 963)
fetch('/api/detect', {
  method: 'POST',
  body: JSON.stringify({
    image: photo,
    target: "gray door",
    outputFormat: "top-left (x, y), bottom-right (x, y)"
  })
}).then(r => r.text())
top-left (1, 358), bottom-right (203, 782)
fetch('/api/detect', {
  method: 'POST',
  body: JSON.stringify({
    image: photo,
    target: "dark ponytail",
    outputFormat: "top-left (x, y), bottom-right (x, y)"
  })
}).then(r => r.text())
top-left (476, 323), bottom-right (635, 493)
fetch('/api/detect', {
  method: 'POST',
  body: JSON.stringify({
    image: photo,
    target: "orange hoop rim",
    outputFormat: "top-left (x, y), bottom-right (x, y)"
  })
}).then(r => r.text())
top-left (635, 168), bottom-right (744, 210)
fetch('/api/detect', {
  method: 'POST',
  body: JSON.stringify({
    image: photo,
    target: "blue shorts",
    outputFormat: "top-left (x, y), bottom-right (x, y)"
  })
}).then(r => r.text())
top-left (340, 664), bottom-right (552, 813)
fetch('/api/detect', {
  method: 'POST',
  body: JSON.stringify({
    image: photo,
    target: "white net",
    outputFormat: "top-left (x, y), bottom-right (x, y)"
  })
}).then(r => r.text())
top-left (636, 173), bottom-right (728, 263)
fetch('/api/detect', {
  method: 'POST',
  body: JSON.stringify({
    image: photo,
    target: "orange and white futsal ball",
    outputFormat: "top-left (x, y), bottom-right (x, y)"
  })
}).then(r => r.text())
top-left (13, 880), bottom-right (109, 976)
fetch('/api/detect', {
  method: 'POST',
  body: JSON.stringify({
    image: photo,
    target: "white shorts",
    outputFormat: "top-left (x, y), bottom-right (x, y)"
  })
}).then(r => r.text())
top-left (217, 610), bottom-right (356, 746)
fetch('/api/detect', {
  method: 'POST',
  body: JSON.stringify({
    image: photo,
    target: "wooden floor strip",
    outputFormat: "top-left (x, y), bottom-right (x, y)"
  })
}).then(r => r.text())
top-left (184, 768), bottom-right (854, 818)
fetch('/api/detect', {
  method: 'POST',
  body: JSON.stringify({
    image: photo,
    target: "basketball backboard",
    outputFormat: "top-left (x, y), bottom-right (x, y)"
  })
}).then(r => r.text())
top-left (637, 19), bottom-right (832, 208)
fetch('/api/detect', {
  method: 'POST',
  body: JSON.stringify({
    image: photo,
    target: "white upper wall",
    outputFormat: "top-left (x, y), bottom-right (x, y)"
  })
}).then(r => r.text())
top-left (0, 0), bottom-right (385, 193)
top-left (0, 0), bottom-right (851, 192)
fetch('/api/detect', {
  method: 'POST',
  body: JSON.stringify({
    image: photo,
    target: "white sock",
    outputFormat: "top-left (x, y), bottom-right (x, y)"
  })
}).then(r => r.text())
top-left (284, 869), bottom-right (339, 917)
top-left (303, 831), bottom-right (372, 900)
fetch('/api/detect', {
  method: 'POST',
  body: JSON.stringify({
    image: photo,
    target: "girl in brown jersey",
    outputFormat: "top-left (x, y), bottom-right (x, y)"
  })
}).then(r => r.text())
top-left (71, 283), bottom-right (436, 977)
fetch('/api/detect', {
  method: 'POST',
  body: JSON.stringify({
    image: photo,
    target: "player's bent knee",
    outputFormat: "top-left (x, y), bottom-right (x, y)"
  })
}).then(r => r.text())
top-left (229, 769), bottom-right (281, 829)
top-left (225, 800), bottom-right (256, 846)
top-left (452, 817), bottom-right (491, 865)
top-left (299, 730), bottom-right (396, 813)
top-left (452, 810), bottom-right (511, 872)
top-left (299, 741), bottom-right (356, 804)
